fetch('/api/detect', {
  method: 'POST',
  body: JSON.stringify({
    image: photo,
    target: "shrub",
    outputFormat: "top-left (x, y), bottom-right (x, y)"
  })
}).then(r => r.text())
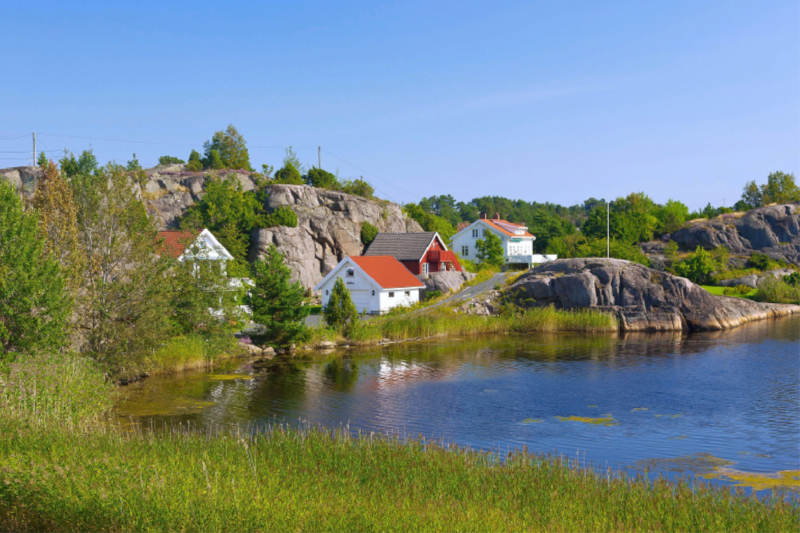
top-left (322, 278), bottom-right (359, 337)
top-left (186, 150), bottom-right (203, 171)
top-left (305, 168), bottom-right (340, 190)
top-left (673, 246), bottom-right (715, 284)
top-left (340, 178), bottom-right (374, 199)
top-left (425, 290), bottom-right (442, 301)
top-left (159, 156), bottom-right (185, 165)
top-left (754, 277), bottom-right (800, 304)
top-left (784, 272), bottom-right (800, 287)
top-left (361, 222), bottom-right (379, 246)
top-left (723, 284), bottom-right (752, 296)
top-left (273, 164), bottom-right (304, 185)
top-left (748, 252), bottom-right (771, 270)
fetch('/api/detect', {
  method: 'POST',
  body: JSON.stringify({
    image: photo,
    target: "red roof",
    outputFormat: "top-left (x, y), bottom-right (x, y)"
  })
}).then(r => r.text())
top-left (456, 221), bottom-right (470, 232)
top-left (157, 230), bottom-right (199, 258)
top-left (350, 256), bottom-right (425, 289)
top-left (482, 219), bottom-right (535, 238)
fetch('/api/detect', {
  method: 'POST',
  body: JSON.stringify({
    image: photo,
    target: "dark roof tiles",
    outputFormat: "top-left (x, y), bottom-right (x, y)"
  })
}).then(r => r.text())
top-left (363, 232), bottom-right (439, 261)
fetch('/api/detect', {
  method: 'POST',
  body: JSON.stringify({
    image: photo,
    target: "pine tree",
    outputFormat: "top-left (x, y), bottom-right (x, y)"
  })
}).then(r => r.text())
top-left (0, 180), bottom-right (71, 359)
top-left (322, 278), bottom-right (359, 337)
top-left (250, 245), bottom-right (309, 346)
top-left (186, 150), bottom-right (203, 172)
top-left (36, 151), bottom-right (48, 167)
top-left (31, 161), bottom-right (84, 294)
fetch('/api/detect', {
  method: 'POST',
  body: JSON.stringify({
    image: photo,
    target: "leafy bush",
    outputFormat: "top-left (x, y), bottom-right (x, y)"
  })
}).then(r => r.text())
top-left (361, 222), bottom-right (379, 246)
top-left (748, 252), bottom-right (771, 270)
top-left (305, 168), bottom-right (341, 190)
top-left (673, 246), bottom-right (715, 284)
top-left (159, 156), bottom-right (185, 165)
top-left (754, 277), bottom-right (800, 304)
top-left (723, 284), bottom-right (752, 296)
top-left (322, 278), bottom-right (359, 337)
top-left (186, 150), bottom-right (203, 172)
top-left (273, 164), bottom-right (304, 185)
top-left (264, 206), bottom-right (298, 228)
top-left (425, 290), bottom-right (442, 301)
top-left (784, 272), bottom-right (800, 287)
top-left (340, 178), bottom-right (375, 199)
top-left (476, 232), bottom-right (505, 268)
top-left (547, 235), bottom-right (650, 266)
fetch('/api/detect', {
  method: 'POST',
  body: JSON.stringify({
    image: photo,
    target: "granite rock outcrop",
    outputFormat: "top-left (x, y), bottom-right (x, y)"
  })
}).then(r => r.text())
top-left (506, 258), bottom-right (799, 332)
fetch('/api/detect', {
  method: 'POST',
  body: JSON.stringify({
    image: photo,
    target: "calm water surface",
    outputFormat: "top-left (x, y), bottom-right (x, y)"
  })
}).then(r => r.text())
top-left (118, 317), bottom-right (800, 493)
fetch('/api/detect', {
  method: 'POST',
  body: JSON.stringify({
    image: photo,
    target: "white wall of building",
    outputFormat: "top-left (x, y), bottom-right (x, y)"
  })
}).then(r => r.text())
top-left (451, 220), bottom-right (536, 264)
top-left (315, 258), bottom-right (420, 314)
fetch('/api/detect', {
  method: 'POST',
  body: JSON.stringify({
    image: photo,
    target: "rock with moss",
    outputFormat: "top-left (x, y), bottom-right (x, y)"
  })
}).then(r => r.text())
top-left (506, 258), bottom-right (800, 332)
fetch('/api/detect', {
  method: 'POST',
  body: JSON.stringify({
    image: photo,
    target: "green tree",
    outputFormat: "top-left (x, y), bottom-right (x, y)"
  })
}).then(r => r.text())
top-left (36, 151), bottom-right (48, 167)
top-left (59, 150), bottom-right (99, 178)
top-left (203, 125), bottom-right (252, 170)
top-left (673, 246), bottom-right (715, 284)
top-left (126, 153), bottom-right (142, 172)
top-left (361, 222), bottom-right (379, 246)
top-left (273, 163), bottom-right (304, 185)
top-left (71, 164), bottom-right (173, 375)
top-left (664, 240), bottom-right (679, 265)
top-left (322, 277), bottom-right (359, 337)
top-left (761, 171), bottom-right (800, 204)
top-left (476, 232), bottom-right (504, 268)
top-left (656, 199), bottom-right (689, 235)
top-left (528, 209), bottom-right (576, 252)
top-left (546, 235), bottom-right (650, 266)
top-left (0, 180), bottom-right (71, 359)
top-left (282, 146), bottom-right (304, 173)
top-left (740, 181), bottom-right (762, 209)
top-left (169, 240), bottom-right (246, 338)
top-left (250, 245), bottom-right (309, 346)
top-left (31, 161), bottom-right (84, 296)
top-left (159, 156), bottom-right (185, 165)
top-left (403, 203), bottom-right (456, 242)
top-left (340, 177), bottom-right (375, 199)
top-left (186, 150), bottom-right (203, 172)
top-left (205, 149), bottom-right (224, 170)
top-left (305, 167), bottom-right (341, 189)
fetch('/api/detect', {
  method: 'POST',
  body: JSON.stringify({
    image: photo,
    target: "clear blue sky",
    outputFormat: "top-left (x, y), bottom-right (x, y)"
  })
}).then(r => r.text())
top-left (1, 1), bottom-right (797, 210)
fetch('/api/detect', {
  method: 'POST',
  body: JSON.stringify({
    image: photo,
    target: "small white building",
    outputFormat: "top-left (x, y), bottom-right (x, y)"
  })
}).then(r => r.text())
top-left (313, 256), bottom-right (425, 315)
top-left (451, 213), bottom-right (556, 268)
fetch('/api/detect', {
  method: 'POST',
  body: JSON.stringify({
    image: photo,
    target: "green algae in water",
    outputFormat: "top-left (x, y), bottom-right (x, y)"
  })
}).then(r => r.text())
top-left (587, 404), bottom-right (597, 408)
top-left (555, 415), bottom-right (618, 427)
top-left (117, 398), bottom-right (217, 417)
top-left (631, 407), bottom-right (648, 412)
top-left (669, 435), bottom-right (688, 440)
top-left (207, 374), bottom-right (254, 381)
top-left (705, 469), bottom-right (800, 492)
top-left (636, 453), bottom-right (734, 475)
top-left (654, 413), bottom-right (682, 418)
top-left (522, 418), bottom-right (543, 424)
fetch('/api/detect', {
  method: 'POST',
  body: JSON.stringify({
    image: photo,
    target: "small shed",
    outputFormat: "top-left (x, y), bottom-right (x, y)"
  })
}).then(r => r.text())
top-left (313, 256), bottom-right (425, 315)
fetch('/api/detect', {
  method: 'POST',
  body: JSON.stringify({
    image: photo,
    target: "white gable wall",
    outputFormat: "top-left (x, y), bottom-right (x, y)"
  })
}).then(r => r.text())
top-left (315, 258), bottom-right (421, 315)
top-left (451, 220), bottom-right (535, 263)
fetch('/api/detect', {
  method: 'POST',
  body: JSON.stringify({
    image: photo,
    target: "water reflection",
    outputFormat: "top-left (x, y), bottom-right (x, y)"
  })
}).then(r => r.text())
top-left (118, 317), bottom-right (800, 493)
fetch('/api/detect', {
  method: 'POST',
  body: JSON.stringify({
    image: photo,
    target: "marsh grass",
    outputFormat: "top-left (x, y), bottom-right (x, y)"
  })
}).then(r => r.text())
top-left (144, 334), bottom-right (240, 375)
top-left (753, 277), bottom-right (800, 305)
top-left (0, 420), bottom-right (797, 533)
top-left (310, 306), bottom-right (618, 346)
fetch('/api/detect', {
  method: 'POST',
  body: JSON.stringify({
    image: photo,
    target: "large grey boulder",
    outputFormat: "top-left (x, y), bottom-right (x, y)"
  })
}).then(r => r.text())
top-left (420, 270), bottom-right (475, 293)
top-left (671, 203), bottom-right (800, 265)
top-left (249, 185), bottom-right (423, 288)
top-left (0, 166), bottom-right (42, 200)
top-left (507, 258), bottom-right (799, 332)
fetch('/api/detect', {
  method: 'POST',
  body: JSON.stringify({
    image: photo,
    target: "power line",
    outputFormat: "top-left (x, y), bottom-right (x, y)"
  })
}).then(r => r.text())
top-left (321, 148), bottom-right (422, 201)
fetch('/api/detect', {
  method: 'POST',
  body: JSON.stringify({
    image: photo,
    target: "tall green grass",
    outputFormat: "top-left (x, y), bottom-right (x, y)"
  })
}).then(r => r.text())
top-left (144, 334), bottom-right (239, 375)
top-left (311, 306), bottom-right (618, 346)
top-left (753, 277), bottom-right (800, 305)
top-left (0, 421), bottom-right (796, 532)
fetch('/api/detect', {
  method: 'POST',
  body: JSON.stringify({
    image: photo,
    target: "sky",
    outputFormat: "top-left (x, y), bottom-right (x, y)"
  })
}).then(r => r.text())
top-left (1, 1), bottom-right (798, 211)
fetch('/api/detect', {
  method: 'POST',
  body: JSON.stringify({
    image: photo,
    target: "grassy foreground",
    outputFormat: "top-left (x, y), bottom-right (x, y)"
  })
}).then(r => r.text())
top-left (311, 305), bottom-right (618, 346)
top-left (2, 421), bottom-right (797, 533)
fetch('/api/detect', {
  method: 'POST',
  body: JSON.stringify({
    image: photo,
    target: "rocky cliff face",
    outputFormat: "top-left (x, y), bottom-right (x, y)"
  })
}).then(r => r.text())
top-left (507, 258), bottom-right (799, 332)
top-left (671, 203), bottom-right (800, 265)
top-left (1, 164), bottom-right (423, 288)
top-left (249, 184), bottom-right (423, 288)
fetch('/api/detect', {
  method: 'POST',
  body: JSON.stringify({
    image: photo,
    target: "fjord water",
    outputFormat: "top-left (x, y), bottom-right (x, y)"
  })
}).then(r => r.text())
top-left (119, 317), bottom-right (800, 492)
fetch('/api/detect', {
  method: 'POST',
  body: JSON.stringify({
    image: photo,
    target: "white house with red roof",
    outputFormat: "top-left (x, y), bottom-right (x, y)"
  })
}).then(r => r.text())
top-left (157, 229), bottom-right (235, 263)
top-left (451, 212), bottom-right (556, 268)
top-left (313, 256), bottom-right (425, 315)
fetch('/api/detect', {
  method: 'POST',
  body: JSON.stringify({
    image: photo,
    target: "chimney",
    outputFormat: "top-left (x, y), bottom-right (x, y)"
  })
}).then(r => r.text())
top-left (493, 212), bottom-right (500, 220)
top-left (479, 212), bottom-right (487, 219)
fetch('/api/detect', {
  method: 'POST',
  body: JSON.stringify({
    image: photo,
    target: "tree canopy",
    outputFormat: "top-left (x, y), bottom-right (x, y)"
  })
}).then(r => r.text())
top-left (203, 125), bottom-right (252, 171)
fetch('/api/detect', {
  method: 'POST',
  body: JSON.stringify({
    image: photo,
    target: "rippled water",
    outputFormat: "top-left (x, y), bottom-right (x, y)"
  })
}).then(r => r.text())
top-left (118, 317), bottom-right (800, 493)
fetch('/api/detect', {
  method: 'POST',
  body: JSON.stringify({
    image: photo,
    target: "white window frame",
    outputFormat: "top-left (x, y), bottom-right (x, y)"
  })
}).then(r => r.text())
top-left (461, 245), bottom-right (469, 256)
top-left (472, 228), bottom-right (478, 238)
top-left (422, 262), bottom-right (429, 275)
top-left (389, 291), bottom-right (395, 298)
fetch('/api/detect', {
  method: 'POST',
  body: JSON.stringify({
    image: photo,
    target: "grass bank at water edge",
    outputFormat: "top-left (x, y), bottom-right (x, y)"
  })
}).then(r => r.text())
top-left (1, 421), bottom-right (797, 533)
top-left (311, 306), bottom-right (619, 346)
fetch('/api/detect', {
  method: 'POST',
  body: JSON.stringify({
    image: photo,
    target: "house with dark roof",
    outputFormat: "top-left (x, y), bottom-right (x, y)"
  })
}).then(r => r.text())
top-left (313, 256), bottom-right (426, 314)
top-left (363, 231), bottom-right (461, 275)
top-left (450, 213), bottom-right (556, 268)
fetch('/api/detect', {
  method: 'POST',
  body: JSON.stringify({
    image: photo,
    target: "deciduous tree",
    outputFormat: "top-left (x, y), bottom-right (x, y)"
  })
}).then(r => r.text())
top-left (476, 232), bottom-right (504, 268)
top-left (203, 125), bottom-right (252, 171)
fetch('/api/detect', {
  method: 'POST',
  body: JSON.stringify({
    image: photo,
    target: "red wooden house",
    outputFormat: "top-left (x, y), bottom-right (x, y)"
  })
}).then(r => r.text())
top-left (363, 232), bottom-right (461, 275)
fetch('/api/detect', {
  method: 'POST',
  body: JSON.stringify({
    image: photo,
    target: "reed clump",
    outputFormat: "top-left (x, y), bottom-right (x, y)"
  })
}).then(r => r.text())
top-left (144, 334), bottom-right (240, 375)
top-left (310, 306), bottom-right (618, 346)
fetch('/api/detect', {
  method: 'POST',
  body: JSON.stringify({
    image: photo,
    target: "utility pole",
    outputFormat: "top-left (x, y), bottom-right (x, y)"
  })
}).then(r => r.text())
top-left (318, 146), bottom-right (321, 169)
top-left (32, 132), bottom-right (36, 167)
top-left (606, 201), bottom-right (610, 259)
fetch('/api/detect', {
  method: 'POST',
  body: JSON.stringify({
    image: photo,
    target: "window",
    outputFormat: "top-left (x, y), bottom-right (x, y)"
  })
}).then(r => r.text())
top-left (461, 245), bottom-right (469, 256)
top-left (405, 291), bottom-right (410, 296)
top-left (472, 228), bottom-right (478, 238)
top-left (422, 263), bottom-right (429, 275)
top-left (372, 290), bottom-right (375, 296)
top-left (346, 267), bottom-right (354, 277)
top-left (389, 292), bottom-right (395, 298)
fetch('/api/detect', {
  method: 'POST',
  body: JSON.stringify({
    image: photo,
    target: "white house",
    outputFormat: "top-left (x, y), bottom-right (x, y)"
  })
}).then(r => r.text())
top-left (313, 255), bottom-right (425, 315)
top-left (158, 228), bottom-right (235, 264)
top-left (451, 213), bottom-right (556, 268)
